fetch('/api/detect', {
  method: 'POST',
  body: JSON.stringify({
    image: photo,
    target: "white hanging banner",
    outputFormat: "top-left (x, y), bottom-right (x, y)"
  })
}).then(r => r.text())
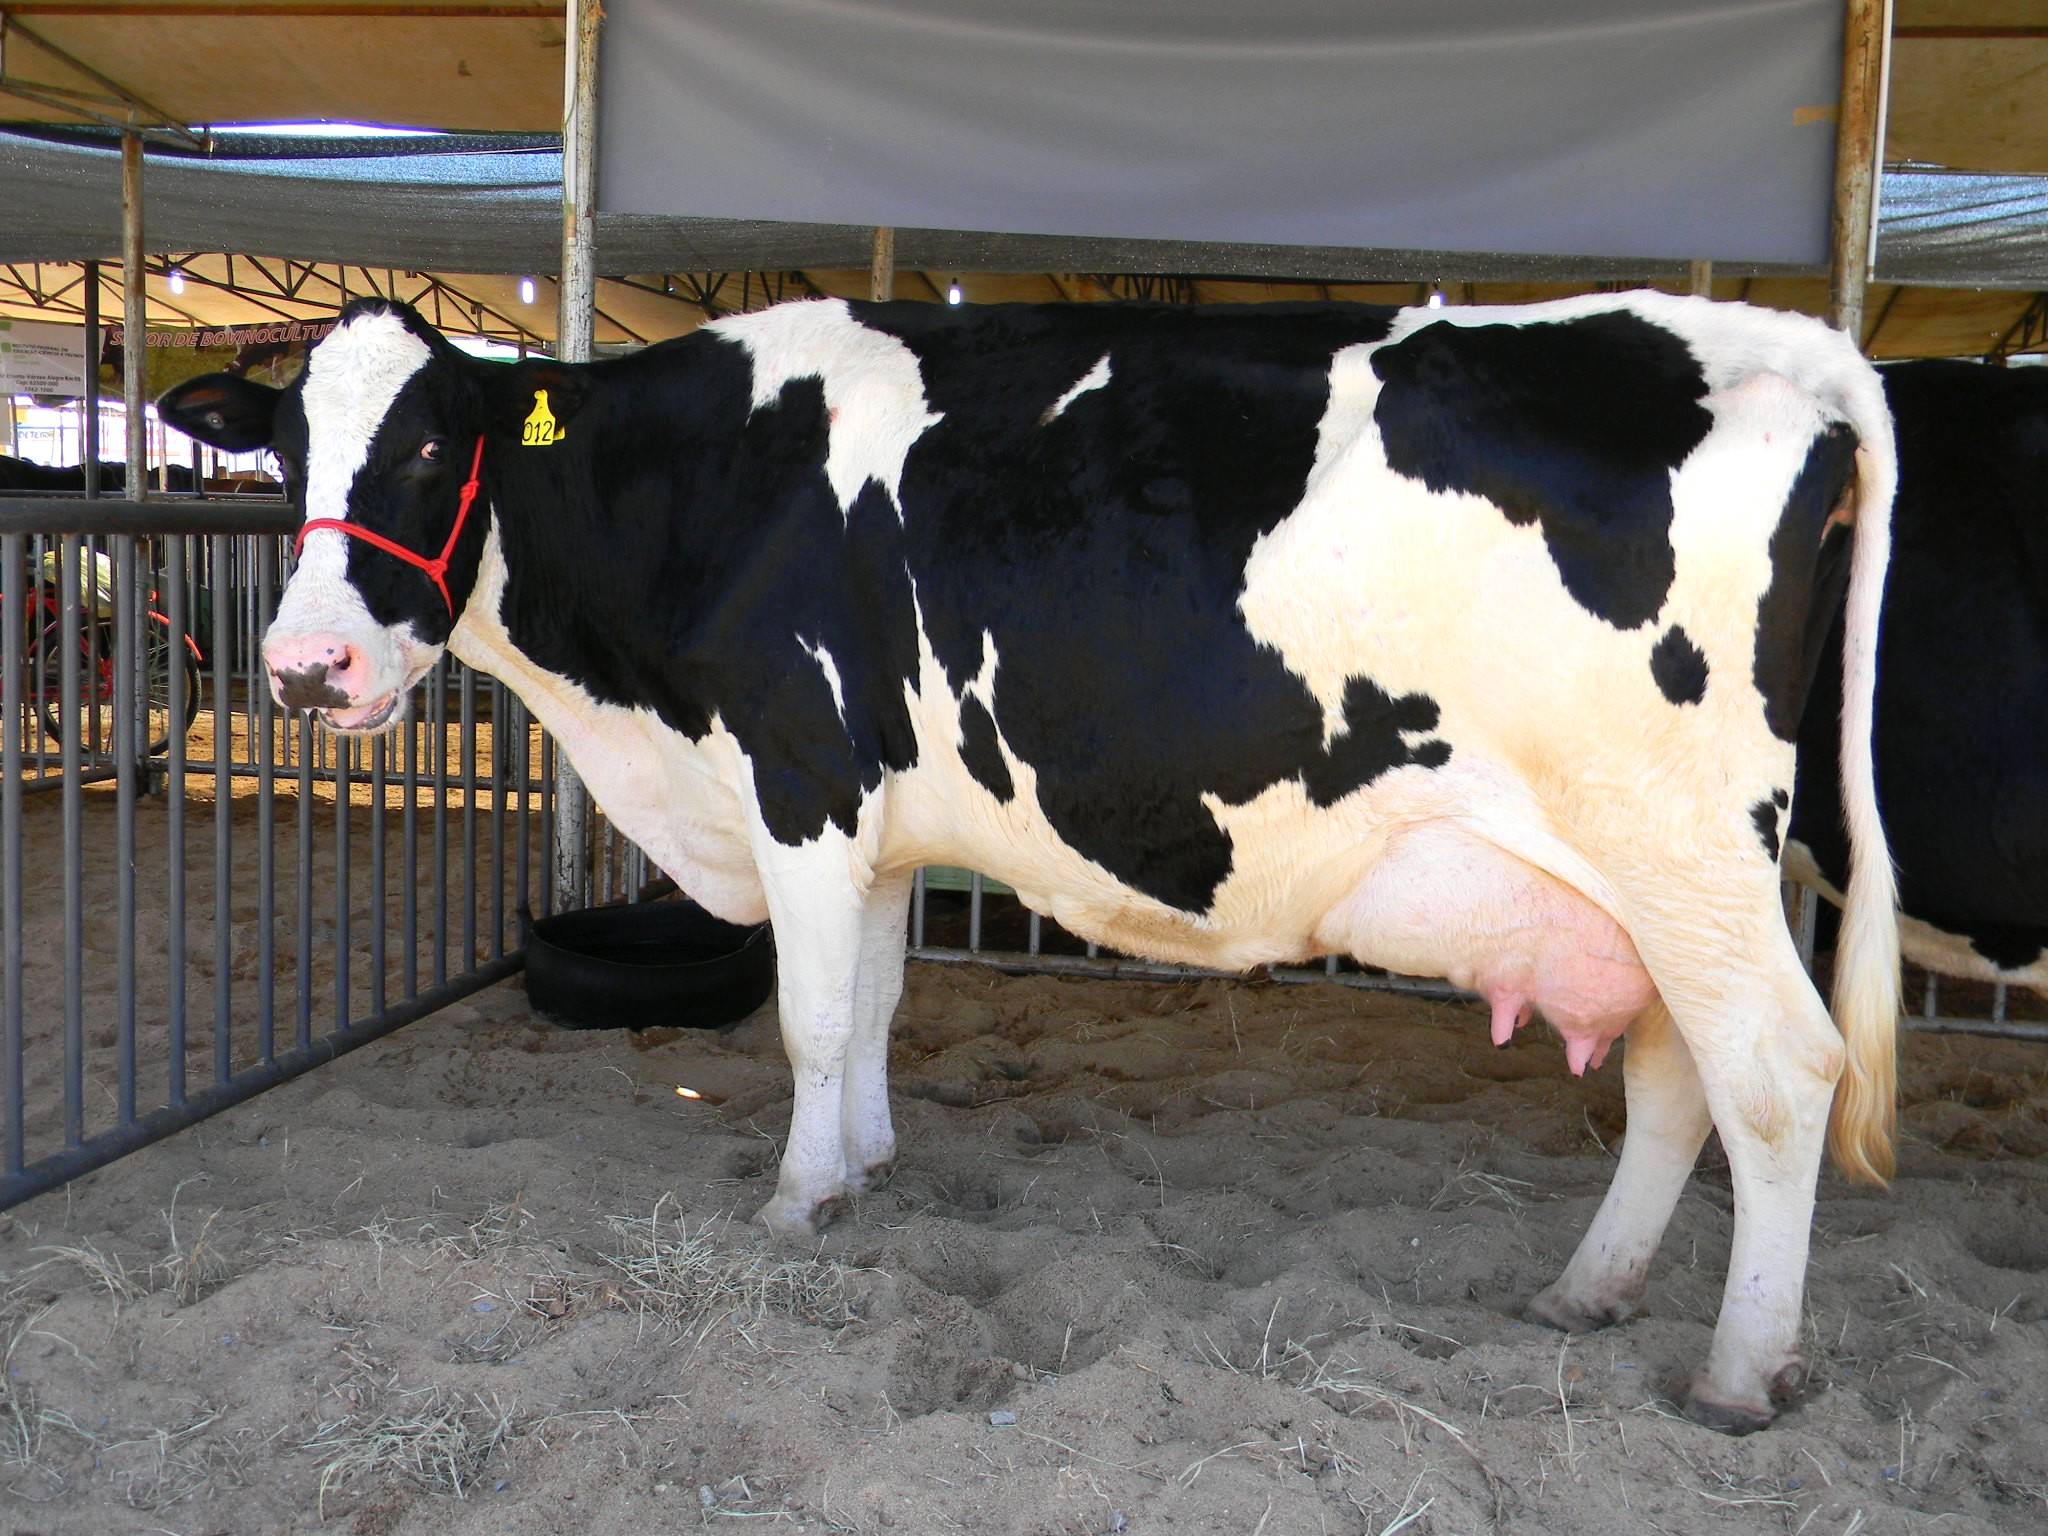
top-left (599, 0), bottom-right (1846, 267)
top-left (0, 318), bottom-right (87, 397)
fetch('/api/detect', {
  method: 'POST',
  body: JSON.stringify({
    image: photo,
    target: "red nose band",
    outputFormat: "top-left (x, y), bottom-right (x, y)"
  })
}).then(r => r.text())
top-left (292, 436), bottom-right (486, 617)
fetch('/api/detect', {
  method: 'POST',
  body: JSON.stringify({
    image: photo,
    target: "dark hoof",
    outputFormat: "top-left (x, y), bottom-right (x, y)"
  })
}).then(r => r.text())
top-left (1525, 1286), bottom-right (1633, 1334)
top-left (757, 1191), bottom-right (845, 1238)
top-left (1683, 1393), bottom-right (1775, 1436)
top-left (845, 1156), bottom-right (897, 1195)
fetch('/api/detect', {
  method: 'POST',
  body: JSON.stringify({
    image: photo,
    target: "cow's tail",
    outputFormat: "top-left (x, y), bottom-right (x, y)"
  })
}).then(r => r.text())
top-left (1825, 359), bottom-right (1901, 1186)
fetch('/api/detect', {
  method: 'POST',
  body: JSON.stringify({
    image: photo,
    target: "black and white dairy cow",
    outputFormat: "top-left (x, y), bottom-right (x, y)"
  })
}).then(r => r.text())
top-left (160, 292), bottom-right (1902, 1431)
top-left (1791, 359), bottom-right (2048, 993)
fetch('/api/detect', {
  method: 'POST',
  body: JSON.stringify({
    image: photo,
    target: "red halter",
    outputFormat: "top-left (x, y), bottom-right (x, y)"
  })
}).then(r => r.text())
top-left (292, 436), bottom-right (487, 616)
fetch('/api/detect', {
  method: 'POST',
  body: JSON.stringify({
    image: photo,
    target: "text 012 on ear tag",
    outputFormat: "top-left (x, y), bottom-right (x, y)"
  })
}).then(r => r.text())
top-left (522, 390), bottom-right (566, 446)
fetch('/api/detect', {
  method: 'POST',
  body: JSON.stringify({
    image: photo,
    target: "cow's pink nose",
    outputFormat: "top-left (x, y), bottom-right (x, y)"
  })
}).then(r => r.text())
top-left (264, 635), bottom-right (363, 710)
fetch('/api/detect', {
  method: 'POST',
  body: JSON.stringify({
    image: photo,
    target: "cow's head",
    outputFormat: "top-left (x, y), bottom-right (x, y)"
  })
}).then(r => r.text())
top-left (161, 299), bottom-right (565, 733)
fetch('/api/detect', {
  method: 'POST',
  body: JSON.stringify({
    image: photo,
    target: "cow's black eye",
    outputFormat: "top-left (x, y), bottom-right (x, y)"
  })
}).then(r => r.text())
top-left (420, 439), bottom-right (444, 462)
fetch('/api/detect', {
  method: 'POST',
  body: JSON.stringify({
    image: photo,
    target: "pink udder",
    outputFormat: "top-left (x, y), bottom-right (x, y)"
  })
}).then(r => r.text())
top-left (1318, 823), bottom-right (1658, 1077)
top-left (1488, 993), bottom-right (1625, 1077)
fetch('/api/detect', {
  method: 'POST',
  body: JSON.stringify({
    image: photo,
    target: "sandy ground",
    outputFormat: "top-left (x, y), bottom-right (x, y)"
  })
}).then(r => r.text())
top-left (4, 762), bottom-right (2048, 1535)
top-left (1, 926), bottom-right (2046, 1534)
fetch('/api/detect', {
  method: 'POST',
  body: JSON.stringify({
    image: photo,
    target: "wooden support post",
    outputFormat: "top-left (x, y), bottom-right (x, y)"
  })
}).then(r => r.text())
top-left (121, 130), bottom-right (146, 497)
top-left (870, 227), bottom-right (896, 303)
top-left (1829, 0), bottom-right (1886, 342)
top-left (551, 0), bottom-right (601, 913)
top-left (1687, 259), bottom-right (1714, 298)
top-left (81, 260), bottom-right (99, 497)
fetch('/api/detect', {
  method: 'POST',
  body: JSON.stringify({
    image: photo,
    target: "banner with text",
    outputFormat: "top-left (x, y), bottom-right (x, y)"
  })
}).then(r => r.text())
top-left (101, 318), bottom-right (339, 398)
top-left (0, 318), bottom-right (89, 397)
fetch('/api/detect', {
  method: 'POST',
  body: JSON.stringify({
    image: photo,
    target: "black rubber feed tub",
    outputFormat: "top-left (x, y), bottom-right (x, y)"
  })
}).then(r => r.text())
top-left (524, 899), bottom-right (774, 1030)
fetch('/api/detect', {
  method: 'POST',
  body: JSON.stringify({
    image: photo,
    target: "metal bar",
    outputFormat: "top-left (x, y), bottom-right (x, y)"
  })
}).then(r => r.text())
top-left (513, 698), bottom-right (530, 927)
top-left (1904, 1014), bottom-right (2048, 1043)
top-left (490, 681), bottom-right (506, 958)
top-left (165, 535), bottom-right (186, 1106)
top-left (968, 871), bottom-right (984, 952)
top-left (403, 710), bottom-right (419, 998)
top-left (371, 733), bottom-right (387, 1015)
top-left (1992, 982), bottom-right (2009, 1025)
top-left (210, 535), bottom-right (232, 1083)
top-left (335, 718), bottom-right (351, 1031)
top-left (60, 535), bottom-right (82, 1146)
top-left (84, 537), bottom-right (101, 759)
top-left (114, 536), bottom-right (137, 1127)
top-left (433, 661), bottom-right (448, 987)
top-left (0, 956), bottom-right (527, 1214)
top-left (461, 665), bottom-right (477, 970)
top-left (295, 713), bottom-right (313, 1052)
top-left (539, 732), bottom-right (554, 920)
top-left (3, 532), bottom-right (24, 1175)
top-left (911, 867), bottom-right (926, 948)
top-left (0, 501), bottom-right (297, 535)
top-left (906, 945), bottom-right (1472, 1000)
top-left (256, 540), bottom-right (278, 1058)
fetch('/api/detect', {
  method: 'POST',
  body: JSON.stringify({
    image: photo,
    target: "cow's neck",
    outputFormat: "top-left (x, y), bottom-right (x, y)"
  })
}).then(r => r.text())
top-left (448, 520), bottom-right (620, 753)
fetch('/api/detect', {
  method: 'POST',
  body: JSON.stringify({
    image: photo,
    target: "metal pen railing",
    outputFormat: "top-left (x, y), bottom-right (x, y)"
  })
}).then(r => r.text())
top-left (909, 869), bottom-right (2048, 1044)
top-left (1, 495), bottom-right (551, 1208)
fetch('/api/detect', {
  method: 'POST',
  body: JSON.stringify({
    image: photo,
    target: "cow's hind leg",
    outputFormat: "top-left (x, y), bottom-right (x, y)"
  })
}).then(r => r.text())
top-left (1527, 1000), bottom-right (1710, 1332)
top-left (840, 871), bottom-right (913, 1193)
top-left (1633, 914), bottom-right (1845, 1432)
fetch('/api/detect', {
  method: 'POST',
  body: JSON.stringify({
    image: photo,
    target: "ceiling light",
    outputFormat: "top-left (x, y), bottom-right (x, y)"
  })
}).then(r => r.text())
top-left (1426, 289), bottom-right (1446, 309)
top-left (168, 267), bottom-right (186, 295)
top-left (947, 279), bottom-right (963, 306)
top-left (519, 277), bottom-right (536, 305)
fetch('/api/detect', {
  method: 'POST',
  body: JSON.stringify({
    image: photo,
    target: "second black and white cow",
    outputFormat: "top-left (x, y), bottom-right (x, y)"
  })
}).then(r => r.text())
top-left (160, 292), bottom-right (1900, 1431)
top-left (1791, 359), bottom-right (2048, 993)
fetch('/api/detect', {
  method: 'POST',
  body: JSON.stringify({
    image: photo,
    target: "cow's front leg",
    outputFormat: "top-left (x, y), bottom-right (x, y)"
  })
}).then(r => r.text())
top-left (754, 859), bottom-right (868, 1237)
top-left (841, 871), bottom-right (913, 1193)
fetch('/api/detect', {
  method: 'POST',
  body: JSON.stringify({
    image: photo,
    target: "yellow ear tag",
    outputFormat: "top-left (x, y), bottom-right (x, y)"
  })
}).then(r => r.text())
top-left (521, 389), bottom-right (566, 447)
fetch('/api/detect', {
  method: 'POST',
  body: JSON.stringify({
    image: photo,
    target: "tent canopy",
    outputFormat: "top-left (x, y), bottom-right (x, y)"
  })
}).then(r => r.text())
top-left (4, 0), bottom-right (2041, 172)
top-left (0, 2), bottom-right (2043, 363)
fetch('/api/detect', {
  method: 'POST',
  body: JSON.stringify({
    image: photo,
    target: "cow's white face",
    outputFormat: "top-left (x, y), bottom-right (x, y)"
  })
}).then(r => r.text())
top-left (161, 301), bottom-right (501, 735)
top-left (261, 310), bottom-right (442, 732)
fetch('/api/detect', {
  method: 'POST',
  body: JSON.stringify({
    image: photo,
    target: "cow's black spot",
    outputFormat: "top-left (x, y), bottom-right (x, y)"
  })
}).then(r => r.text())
top-left (1303, 677), bottom-right (1451, 806)
top-left (1751, 797), bottom-right (1782, 861)
top-left (862, 300), bottom-right (1440, 912)
top-left (1754, 424), bottom-right (1858, 743)
top-left (1966, 926), bottom-right (2048, 972)
top-left (957, 694), bottom-right (1014, 802)
top-left (1650, 625), bottom-right (1708, 706)
top-left (491, 348), bottom-right (923, 847)
top-left (1371, 311), bottom-right (1713, 630)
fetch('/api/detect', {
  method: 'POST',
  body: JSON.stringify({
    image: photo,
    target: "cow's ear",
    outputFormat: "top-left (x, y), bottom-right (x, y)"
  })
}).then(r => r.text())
top-left (493, 362), bottom-right (591, 446)
top-left (158, 373), bottom-right (282, 451)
